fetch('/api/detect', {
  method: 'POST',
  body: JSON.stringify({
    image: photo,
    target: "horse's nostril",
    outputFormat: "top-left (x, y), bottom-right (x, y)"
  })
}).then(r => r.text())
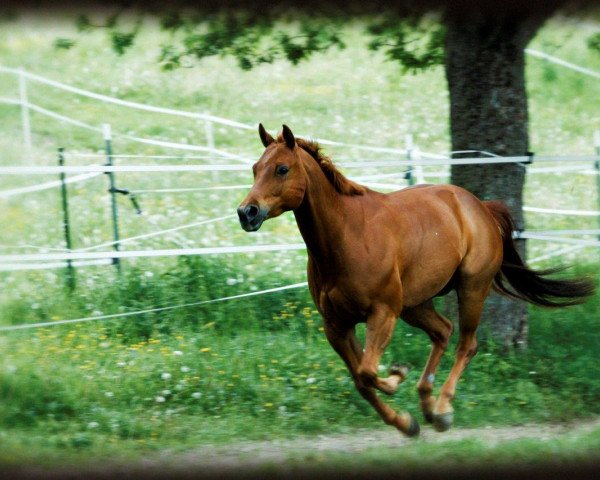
top-left (246, 204), bottom-right (259, 221)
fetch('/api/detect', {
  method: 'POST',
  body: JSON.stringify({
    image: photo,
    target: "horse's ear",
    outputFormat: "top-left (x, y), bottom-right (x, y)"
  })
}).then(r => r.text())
top-left (258, 123), bottom-right (275, 148)
top-left (282, 124), bottom-right (295, 150)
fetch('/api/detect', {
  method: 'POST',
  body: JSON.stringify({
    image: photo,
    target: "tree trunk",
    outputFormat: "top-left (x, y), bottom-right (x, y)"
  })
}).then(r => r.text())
top-left (443, 11), bottom-right (546, 350)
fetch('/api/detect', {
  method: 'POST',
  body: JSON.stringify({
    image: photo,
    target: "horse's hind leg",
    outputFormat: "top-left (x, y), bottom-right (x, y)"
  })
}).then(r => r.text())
top-left (432, 281), bottom-right (490, 432)
top-left (401, 300), bottom-right (453, 424)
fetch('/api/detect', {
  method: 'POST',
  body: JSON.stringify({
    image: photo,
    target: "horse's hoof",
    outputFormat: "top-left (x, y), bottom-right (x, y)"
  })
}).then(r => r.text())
top-left (390, 363), bottom-right (410, 378)
top-left (432, 412), bottom-right (454, 432)
top-left (423, 411), bottom-right (434, 424)
top-left (405, 415), bottom-right (421, 438)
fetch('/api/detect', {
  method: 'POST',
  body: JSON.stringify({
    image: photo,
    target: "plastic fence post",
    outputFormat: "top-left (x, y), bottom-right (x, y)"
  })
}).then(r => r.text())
top-left (18, 68), bottom-right (32, 162)
top-left (412, 146), bottom-right (425, 184)
top-left (58, 148), bottom-right (75, 291)
top-left (103, 123), bottom-right (122, 274)
top-left (205, 118), bottom-right (215, 150)
top-left (405, 134), bottom-right (414, 186)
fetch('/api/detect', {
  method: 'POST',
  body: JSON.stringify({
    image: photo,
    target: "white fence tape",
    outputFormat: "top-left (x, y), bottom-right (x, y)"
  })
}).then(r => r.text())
top-left (65, 153), bottom-right (235, 160)
top-left (523, 206), bottom-right (600, 217)
top-left (519, 232), bottom-right (600, 247)
top-left (0, 259), bottom-right (112, 272)
top-left (527, 229), bottom-right (600, 236)
top-left (527, 164), bottom-right (593, 174)
top-left (526, 49), bottom-right (600, 80)
top-left (0, 172), bottom-right (101, 198)
top-left (134, 185), bottom-right (252, 193)
top-left (0, 243), bottom-right (307, 266)
top-left (0, 96), bottom-right (21, 105)
top-left (0, 164), bottom-right (250, 174)
top-left (77, 214), bottom-right (237, 252)
top-left (3, 155), bottom-right (600, 176)
top-left (0, 66), bottom-right (255, 130)
top-left (0, 67), bottom-right (428, 155)
top-left (24, 101), bottom-right (252, 163)
top-left (0, 281), bottom-right (309, 332)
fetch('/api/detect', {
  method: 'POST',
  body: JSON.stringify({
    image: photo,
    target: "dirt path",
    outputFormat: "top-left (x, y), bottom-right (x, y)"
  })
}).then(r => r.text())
top-left (10, 418), bottom-right (600, 479)
top-left (146, 416), bottom-right (600, 471)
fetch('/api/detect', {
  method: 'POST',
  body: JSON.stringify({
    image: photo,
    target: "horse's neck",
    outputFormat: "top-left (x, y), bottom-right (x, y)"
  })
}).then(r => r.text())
top-left (293, 165), bottom-right (347, 270)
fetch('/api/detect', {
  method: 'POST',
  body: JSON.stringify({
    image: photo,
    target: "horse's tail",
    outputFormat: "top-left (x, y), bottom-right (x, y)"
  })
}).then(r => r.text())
top-left (484, 200), bottom-right (595, 308)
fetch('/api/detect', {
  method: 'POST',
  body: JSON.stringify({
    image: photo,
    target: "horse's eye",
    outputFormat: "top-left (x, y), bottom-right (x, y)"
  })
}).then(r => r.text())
top-left (276, 165), bottom-right (289, 176)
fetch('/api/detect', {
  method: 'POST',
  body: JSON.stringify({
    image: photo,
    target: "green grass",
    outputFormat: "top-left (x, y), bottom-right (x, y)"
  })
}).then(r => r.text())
top-left (0, 11), bottom-right (600, 468)
top-left (0, 262), bottom-right (599, 466)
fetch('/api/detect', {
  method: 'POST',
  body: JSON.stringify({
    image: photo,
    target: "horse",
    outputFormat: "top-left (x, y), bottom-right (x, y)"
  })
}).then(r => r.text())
top-left (237, 124), bottom-right (595, 437)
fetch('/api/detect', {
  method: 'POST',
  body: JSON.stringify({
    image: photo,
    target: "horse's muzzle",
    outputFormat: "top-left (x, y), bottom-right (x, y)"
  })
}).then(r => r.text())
top-left (237, 204), bottom-right (268, 232)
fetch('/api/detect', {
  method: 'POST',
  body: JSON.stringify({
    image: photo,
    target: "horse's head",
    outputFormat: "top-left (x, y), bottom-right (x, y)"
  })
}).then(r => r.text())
top-left (237, 124), bottom-right (307, 232)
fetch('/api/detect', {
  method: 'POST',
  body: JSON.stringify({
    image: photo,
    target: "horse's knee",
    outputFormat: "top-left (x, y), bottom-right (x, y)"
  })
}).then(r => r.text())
top-left (354, 366), bottom-right (377, 390)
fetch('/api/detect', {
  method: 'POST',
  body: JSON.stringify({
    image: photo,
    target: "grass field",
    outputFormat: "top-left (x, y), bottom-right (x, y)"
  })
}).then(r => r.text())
top-left (0, 9), bottom-right (600, 471)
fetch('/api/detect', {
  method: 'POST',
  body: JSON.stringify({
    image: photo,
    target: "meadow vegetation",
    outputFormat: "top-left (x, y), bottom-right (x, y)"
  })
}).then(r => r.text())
top-left (0, 11), bottom-right (599, 467)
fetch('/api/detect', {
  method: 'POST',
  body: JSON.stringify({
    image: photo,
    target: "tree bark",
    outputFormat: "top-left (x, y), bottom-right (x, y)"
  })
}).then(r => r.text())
top-left (442, 10), bottom-right (548, 350)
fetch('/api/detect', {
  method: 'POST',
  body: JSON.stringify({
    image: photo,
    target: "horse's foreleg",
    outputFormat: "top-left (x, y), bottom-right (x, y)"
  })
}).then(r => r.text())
top-left (433, 285), bottom-right (488, 432)
top-left (401, 301), bottom-right (453, 424)
top-left (347, 329), bottom-right (409, 395)
top-left (360, 306), bottom-right (419, 436)
top-left (357, 307), bottom-right (406, 395)
top-left (324, 321), bottom-right (419, 437)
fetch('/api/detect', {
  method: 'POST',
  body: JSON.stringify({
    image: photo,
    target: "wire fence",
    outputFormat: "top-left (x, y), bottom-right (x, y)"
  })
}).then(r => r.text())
top-left (1, 49), bottom-right (600, 332)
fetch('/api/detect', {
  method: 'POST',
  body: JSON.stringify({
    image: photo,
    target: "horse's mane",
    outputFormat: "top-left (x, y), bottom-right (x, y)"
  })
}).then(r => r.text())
top-left (275, 134), bottom-right (366, 196)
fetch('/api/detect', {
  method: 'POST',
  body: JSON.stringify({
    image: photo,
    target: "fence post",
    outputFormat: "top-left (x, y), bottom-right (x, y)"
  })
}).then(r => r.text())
top-left (594, 130), bottom-right (600, 243)
top-left (58, 147), bottom-right (75, 291)
top-left (18, 68), bottom-right (32, 162)
top-left (404, 134), bottom-right (414, 186)
top-left (205, 118), bottom-right (215, 151)
top-left (103, 123), bottom-right (122, 274)
top-left (412, 146), bottom-right (425, 184)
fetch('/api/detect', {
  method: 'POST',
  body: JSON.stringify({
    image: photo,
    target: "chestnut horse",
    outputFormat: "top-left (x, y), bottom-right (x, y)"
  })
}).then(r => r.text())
top-left (237, 124), bottom-right (594, 437)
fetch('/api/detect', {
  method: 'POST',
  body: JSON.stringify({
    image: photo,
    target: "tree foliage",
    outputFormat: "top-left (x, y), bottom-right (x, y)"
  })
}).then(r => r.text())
top-left (366, 17), bottom-right (445, 73)
top-left (59, 1), bottom-right (598, 75)
top-left (63, 2), bottom-right (449, 74)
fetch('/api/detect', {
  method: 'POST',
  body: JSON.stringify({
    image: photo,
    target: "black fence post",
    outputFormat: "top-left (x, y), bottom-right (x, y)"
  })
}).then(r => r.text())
top-left (58, 147), bottom-right (75, 291)
top-left (103, 123), bottom-right (122, 274)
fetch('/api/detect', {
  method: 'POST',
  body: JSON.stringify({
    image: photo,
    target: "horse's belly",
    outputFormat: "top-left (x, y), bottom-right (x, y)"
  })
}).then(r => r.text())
top-left (401, 263), bottom-right (459, 306)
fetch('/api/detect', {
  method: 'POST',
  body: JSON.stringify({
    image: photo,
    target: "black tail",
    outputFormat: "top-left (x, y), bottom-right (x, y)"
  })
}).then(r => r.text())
top-left (485, 201), bottom-right (595, 308)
